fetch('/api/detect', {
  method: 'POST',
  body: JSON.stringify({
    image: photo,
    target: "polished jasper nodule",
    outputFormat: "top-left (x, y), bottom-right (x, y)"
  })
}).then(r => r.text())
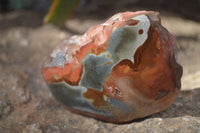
top-left (42, 11), bottom-right (183, 123)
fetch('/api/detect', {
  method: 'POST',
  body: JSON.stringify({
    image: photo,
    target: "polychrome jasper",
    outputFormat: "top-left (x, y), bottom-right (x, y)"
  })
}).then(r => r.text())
top-left (42, 11), bottom-right (183, 123)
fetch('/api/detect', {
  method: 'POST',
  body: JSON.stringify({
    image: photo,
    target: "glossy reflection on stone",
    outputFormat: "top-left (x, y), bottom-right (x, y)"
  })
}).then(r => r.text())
top-left (42, 11), bottom-right (183, 123)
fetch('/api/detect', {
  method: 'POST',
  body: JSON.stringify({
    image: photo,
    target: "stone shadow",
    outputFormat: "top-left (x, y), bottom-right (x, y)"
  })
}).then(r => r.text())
top-left (150, 88), bottom-right (200, 118)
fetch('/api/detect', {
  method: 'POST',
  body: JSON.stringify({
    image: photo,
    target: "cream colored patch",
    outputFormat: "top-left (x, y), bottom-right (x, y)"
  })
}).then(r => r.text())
top-left (108, 15), bottom-right (150, 63)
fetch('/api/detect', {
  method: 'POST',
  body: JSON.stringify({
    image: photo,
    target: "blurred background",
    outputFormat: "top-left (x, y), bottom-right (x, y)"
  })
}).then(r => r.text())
top-left (0, 0), bottom-right (200, 132)
top-left (0, 0), bottom-right (200, 20)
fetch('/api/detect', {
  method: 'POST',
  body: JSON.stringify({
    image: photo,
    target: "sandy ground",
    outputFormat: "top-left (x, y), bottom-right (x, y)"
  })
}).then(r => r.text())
top-left (0, 10), bottom-right (199, 132)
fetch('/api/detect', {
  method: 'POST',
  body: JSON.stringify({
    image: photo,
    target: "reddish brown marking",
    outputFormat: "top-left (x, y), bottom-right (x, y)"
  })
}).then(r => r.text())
top-left (104, 21), bottom-right (182, 100)
top-left (76, 41), bottom-right (94, 62)
top-left (83, 88), bottom-right (107, 107)
top-left (112, 59), bottom-right (135, 73)
top-left (126, 19), bottom-right (139, 26)
top-left (103, 60), bottom-right (134, 100)
top-left (42, 60), bottom-right (83, 85)
top-left (104, 61), bottom-right (113, 65)
top-left (103, 84), bottom-right (123, 99)
top-left (138, 29), bottom-right (143, 35)
top-left (112, 21), bottom-right (116, 25)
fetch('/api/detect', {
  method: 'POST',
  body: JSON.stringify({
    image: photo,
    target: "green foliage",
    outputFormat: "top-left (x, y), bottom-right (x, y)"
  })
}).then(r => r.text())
top-left (44, 0), bottom-right (80, 26)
